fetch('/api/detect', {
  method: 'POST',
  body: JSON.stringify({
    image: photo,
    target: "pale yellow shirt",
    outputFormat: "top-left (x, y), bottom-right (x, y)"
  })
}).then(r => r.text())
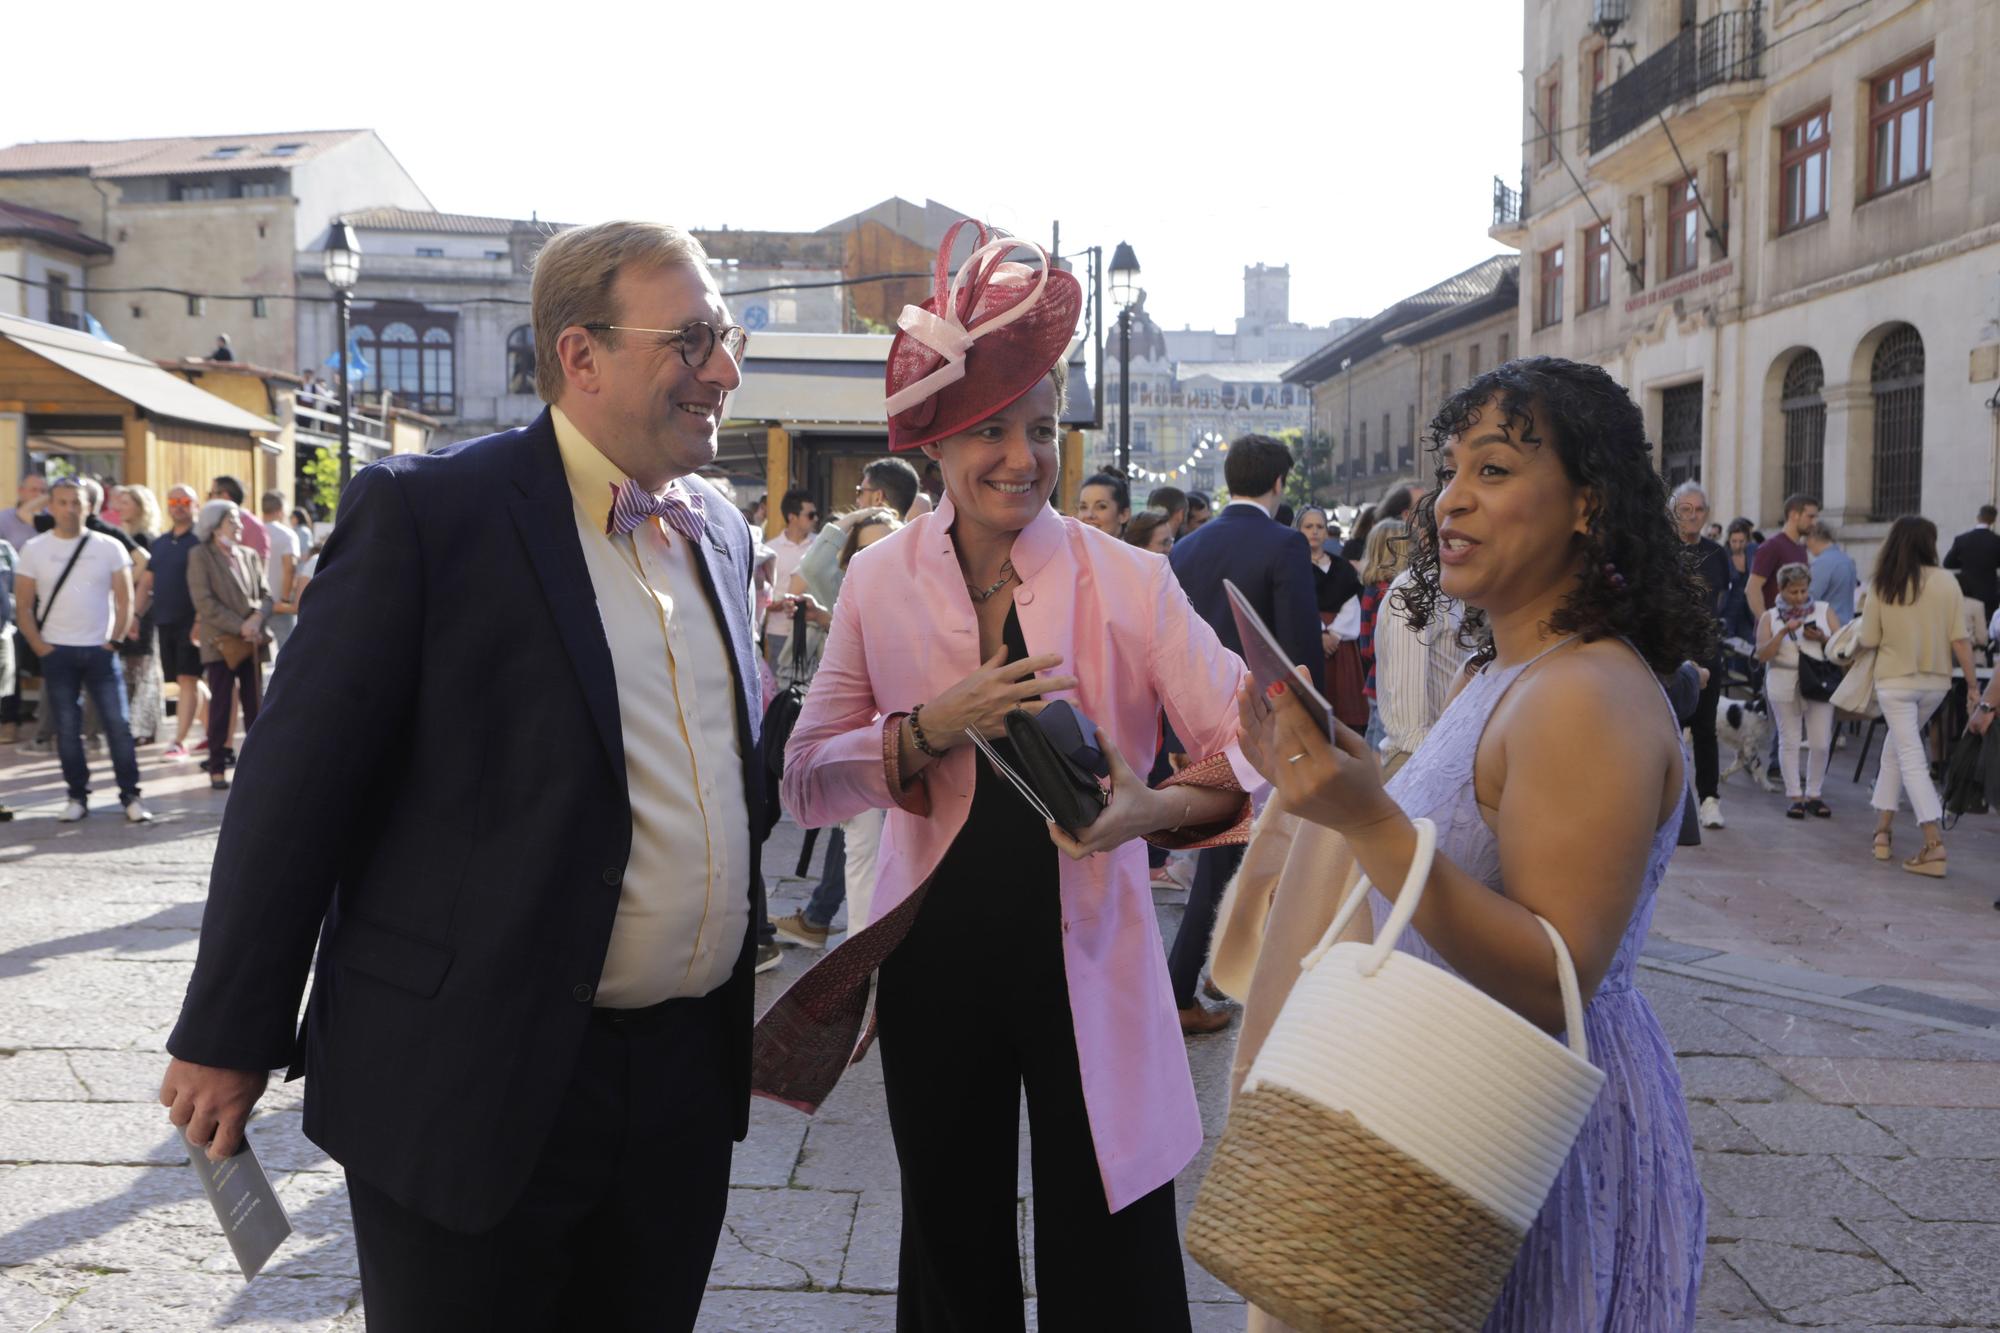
top-left (553, 407), bottom-right (750, 1005)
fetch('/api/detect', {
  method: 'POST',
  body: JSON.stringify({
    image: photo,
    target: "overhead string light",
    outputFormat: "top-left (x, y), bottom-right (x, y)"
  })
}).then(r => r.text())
top-left (1127, 431), bottom-right (1226, 484)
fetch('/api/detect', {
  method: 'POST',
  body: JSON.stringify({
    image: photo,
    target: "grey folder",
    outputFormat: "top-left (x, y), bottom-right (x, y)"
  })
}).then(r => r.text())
top-left (188, 1135), bottom-right (293, 1280)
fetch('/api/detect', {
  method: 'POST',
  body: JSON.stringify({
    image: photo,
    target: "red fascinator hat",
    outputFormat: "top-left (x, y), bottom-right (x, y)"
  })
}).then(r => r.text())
top-left (884, 219), bottom-right (1082, 452)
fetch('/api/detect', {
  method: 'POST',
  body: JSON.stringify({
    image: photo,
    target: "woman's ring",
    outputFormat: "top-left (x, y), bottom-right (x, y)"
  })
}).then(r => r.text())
top-left (1287, 753), bottom-right (1307, 764)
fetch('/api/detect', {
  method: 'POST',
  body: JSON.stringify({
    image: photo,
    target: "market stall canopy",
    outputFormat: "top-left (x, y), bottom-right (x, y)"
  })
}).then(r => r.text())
top-left (0, 312), bottom-right (279, 435)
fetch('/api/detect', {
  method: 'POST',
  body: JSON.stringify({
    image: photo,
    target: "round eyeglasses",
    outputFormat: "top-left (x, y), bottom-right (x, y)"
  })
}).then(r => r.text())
top-left (581, 320), bottom-right (749, 369)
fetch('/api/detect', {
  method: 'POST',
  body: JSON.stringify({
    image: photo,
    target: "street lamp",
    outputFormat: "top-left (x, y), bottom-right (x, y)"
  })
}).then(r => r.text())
top-left (1109, 241), bottom-right (1140, 477)
top-left (321, 220), bottom-right (362, 498)
top-left (1341, 356), bottom-right (1355, 505)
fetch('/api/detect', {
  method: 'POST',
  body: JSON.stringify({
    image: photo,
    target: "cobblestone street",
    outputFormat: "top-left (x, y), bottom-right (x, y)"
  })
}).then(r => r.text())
top-left (2, 739), bottom-right (1997, 1331)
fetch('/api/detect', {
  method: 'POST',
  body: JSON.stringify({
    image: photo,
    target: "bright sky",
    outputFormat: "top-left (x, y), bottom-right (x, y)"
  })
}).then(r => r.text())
top-left (10, 1), bottom-right (1524, 335)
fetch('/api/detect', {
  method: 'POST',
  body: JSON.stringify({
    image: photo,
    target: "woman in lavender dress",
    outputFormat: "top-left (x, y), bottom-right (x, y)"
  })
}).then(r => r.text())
top-left (1235, 357), bottom-right (1711, 1330)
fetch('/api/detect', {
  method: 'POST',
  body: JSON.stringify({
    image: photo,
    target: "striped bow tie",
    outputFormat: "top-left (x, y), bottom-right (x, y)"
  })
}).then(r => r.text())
top-left (606, 478), bottom-right (707, 543)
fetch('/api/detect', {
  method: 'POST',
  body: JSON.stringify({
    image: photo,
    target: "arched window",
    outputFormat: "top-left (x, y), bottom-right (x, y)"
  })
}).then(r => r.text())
top-left (507, 325), bottom-right (537, 396)
top-left (376, 322), bottom-right (420, 403)
top-left (1870, 326), bottom-right (1924, 519)
top-left (354, 307), bottom-right (458, 414)
top-left (1779, 350), bottom-right (1825, 502)
top-left (422, 327), bottom-right (455, 414)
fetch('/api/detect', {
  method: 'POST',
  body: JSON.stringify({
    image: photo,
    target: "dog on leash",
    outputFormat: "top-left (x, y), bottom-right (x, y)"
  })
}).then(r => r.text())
top-left (1716, 696), bottom-right (1778, 791)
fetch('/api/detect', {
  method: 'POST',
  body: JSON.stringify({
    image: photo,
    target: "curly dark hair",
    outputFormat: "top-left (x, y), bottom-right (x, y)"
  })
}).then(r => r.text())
top-left (1394, 356), bottom-right (1717, 674)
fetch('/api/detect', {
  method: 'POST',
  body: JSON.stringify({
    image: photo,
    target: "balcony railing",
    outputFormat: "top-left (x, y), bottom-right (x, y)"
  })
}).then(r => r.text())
top-left (1590, 5), bottom-right (1764, 152)
top-left (1493, 176), bottom-right (1525, 228)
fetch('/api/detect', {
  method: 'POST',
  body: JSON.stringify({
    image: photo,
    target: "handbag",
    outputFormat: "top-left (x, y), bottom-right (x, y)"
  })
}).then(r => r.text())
top-left (1186, 817), bottom-right (1607, 1331)
top-left (1327, 640), bottom-right (1371, 731)
top-left (214, 633), bottom-right (257, 671)
top-left (756, 605), bottom-right (814, 843)
top-left (1825, 618), bottom-right (1880, 719)
top-left (1797, 651), bottom-right (1843, 703)
top-left (997, 701), bottom-right (1107, 833)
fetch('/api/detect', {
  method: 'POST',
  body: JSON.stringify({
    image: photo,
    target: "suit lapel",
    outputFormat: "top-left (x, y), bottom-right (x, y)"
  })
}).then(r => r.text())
top-left (684, 510), bottom-right (756, 740)
top-left (506, 418), bottom-right (626, 787)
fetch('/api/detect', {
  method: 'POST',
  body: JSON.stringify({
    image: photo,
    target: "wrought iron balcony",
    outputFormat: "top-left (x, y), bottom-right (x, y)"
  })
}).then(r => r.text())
top-left (1590, 5), bottom-right (1764, 153)
top-left (1493, 176), bottom-right (1525, 228)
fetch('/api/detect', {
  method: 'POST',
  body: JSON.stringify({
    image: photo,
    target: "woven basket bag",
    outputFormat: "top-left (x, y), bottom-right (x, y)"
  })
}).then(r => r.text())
top-left (1185, 817), bottom-right (1607, 1331)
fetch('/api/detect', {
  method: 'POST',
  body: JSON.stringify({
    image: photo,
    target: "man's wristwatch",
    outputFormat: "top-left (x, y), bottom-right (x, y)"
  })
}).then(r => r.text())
top-left (1977, 701), bottom-right (1996, 716)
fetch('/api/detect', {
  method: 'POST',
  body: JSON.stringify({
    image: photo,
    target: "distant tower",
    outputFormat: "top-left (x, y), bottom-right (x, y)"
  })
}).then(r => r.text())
top-left (1242, 263), bottom-right (1291, 331)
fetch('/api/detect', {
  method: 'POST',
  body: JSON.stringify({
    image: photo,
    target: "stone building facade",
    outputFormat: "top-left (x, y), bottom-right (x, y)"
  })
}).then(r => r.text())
top-left (0, 131), bottom-right (432, 373)
top-left (1284, 256), bottom-right (1521, 507)
top-left (1500, 0), bottom-right (2000, 560)
top-left (1101, 266), bottom-right (1359, 495)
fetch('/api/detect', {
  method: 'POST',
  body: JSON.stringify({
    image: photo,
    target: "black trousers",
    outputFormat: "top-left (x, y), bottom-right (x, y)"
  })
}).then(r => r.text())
top-left (1690, 654), bottom-right (1724, 801)
top-left (346, 992), bottom-right (733, 1332)
top-left (877, 872), bottom-right (1191, 1332)
top-left (1166, 844), bottom-right (1245, 1008)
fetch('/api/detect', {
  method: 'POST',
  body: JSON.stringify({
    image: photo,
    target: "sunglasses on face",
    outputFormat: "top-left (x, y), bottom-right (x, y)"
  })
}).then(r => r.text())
top-left (581, 320), bottom-right (749, 369)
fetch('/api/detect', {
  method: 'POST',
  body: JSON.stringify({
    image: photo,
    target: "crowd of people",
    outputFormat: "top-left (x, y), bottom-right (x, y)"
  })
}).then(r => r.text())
top-left (0, 471), bottom-right (316, 820)
top-left (1670, 484), bottom-right (1997, 879)
top-left (116, 217), bottom-right (1999, 1332)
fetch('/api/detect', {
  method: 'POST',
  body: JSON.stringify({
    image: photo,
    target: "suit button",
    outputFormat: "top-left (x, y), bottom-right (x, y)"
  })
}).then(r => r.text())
top-left (572, 983), bottom-right (594, 1003)
top-left (602, 865), bottom-right (623, 887)
top-left (1018, 587), bottom-right (1034, 605)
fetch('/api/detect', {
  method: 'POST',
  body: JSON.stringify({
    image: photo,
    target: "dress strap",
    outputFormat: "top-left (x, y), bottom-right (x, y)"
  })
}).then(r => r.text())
top-left (1511, 634), bottom-right (1581, 674)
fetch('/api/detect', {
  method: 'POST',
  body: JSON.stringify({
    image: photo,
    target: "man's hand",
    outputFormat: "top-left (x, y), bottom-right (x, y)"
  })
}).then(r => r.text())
top-left (160, 1059), bottom-right (269, 1161)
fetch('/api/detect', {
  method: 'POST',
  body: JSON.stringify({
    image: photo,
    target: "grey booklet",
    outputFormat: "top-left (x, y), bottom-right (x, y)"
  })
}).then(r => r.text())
top-left (188, 1135), bottom-right (293, 1279)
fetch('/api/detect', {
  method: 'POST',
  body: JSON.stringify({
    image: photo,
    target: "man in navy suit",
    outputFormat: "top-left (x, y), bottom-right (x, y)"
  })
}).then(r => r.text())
top-left (159, 222), bottom-right (764, 1331)
top-left (1163, 434), bottom-right (1321, 1033)
top-left (1944, 503), bottom-right (2000, 625)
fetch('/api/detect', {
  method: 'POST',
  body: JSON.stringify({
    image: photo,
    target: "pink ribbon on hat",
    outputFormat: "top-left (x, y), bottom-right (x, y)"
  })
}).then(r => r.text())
top-left (883, 223), bottom-right (1052, 418)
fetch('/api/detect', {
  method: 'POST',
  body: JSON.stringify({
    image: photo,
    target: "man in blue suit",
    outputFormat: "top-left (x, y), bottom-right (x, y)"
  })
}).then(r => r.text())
top-left (159, 222), bottom-right (764, 1331)
top-left (1163, 434), bottom-right (1321, 1033)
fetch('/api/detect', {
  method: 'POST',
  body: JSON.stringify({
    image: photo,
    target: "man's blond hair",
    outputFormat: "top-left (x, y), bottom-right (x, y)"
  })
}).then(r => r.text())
top-left (530, 221), bottom-right (710, 402)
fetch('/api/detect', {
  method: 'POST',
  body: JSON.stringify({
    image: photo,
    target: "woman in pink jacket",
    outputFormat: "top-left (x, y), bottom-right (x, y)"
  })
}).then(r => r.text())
top-left (778, 222), bottom-right (1251, 1329)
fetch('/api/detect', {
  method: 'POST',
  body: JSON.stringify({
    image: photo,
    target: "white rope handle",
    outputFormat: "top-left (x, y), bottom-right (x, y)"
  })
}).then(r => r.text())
top-left (1300, 817), bottom-right (1436, 971)
top-left (1299, 815), bottom-right (1592, 1061)
top-left (1535, 915), bottom-right (1592, 1062)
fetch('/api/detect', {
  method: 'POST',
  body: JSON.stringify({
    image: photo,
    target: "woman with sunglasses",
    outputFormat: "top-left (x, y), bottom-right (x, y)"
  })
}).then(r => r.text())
top-left (772, 222), bottom-right (1252, 1329)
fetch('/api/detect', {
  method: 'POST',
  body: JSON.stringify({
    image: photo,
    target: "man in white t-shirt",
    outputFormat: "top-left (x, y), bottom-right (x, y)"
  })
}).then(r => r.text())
top-left (260, 490), bottom-right (301, 651)
top-left (762, 489), bottom-right (817, 667)
top-left (14, 478), bottom-right (151, 823)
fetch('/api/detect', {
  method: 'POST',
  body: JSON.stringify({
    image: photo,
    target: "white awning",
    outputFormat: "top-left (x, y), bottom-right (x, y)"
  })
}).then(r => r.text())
top-left (0, 312), bottom-right (278, 436)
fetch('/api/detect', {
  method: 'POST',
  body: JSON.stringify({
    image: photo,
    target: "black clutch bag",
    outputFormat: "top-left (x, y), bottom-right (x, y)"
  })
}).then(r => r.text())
top-left (999, 701), bottom-right (1108, 833)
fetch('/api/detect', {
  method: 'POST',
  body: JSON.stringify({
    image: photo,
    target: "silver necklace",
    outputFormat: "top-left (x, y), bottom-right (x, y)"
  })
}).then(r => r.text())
top-left (967, 560), bottom-right (1016, 603)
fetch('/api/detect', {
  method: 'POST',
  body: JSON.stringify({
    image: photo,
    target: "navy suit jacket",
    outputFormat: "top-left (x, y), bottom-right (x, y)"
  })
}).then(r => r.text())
top-left (167, 409), bottom-right (764, 1233)
top-left (1168, 501), bottom-right (1325, 695)
top-left (1944, 525), bottom-right (2000, 611)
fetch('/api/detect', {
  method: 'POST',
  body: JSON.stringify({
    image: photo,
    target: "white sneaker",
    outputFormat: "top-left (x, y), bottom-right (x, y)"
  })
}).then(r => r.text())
top-left (124, 800), bottom-right (154, 824)
top-left (1699, 797), bottom-right (1725, 830)
top-left (58, 800), bottom-right (88, 823)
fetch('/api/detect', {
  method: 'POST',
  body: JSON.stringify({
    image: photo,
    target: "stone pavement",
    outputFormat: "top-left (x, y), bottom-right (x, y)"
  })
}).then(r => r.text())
top-left (0, 734), bottom-right (1996, 1330)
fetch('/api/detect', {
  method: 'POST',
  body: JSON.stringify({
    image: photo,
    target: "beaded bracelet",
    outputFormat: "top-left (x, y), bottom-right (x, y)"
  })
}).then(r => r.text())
top-left (908, 705), bottom-right (943, 759)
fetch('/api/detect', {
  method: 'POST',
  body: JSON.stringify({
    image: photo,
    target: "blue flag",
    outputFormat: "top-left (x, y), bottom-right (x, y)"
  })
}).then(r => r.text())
top-left (324, 334), bottom-right (373, 382)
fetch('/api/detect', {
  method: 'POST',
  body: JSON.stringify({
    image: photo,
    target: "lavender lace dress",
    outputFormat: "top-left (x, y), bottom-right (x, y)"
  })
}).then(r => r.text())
top-left (1372, 638), bottom-right (1704, 1332)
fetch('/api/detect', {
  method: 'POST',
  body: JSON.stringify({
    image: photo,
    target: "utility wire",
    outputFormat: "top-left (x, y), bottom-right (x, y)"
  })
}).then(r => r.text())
top-left (1656, 112), bottom-right (1728, 254)
top-left (0, 269), bottom-right (932, 306)
top-left (1525, 103), bottom-right (1642, 283)
top-left (1517, 0), bottom-right (1878, 150)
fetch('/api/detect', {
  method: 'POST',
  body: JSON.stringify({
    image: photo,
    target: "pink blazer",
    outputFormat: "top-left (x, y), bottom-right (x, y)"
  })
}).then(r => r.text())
top-left (782, 494), bottom-right (1249, 1212)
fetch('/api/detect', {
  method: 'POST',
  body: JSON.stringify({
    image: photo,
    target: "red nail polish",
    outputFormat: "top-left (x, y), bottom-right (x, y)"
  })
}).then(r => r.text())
top-left (1267, 680), bottom-right (1286, 697)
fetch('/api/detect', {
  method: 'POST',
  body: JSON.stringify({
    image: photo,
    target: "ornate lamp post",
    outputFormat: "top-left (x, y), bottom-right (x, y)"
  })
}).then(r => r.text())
top-left (321, 220), bottom-right (363, 497)
top-left (1109, 241), bottom-right (1141, 478)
